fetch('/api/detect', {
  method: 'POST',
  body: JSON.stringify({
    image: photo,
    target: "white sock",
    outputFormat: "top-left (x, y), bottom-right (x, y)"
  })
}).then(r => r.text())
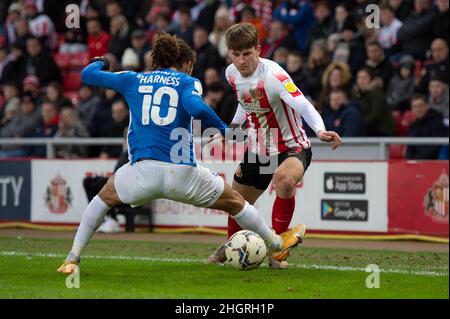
top-left (68, 195), bottom-right (111, 261)
top-left (232, 202), bottom-right (282, 250)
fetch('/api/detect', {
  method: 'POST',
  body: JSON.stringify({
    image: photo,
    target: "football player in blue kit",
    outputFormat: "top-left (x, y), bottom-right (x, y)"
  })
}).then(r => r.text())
top-left (57, 35), bottom-right (305, 274)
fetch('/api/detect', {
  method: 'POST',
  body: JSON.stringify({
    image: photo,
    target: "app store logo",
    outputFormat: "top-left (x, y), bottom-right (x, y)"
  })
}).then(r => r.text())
top-left (324, 173), bottom-right (365, 194)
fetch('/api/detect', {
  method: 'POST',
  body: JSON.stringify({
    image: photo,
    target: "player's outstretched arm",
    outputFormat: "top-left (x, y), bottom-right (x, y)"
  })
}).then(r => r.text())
top-left (81, 57), bottom-right (129, 94)
top-left (317, 130), bottom-right (342, 150)
top-left (182, 93), bottom-right (228, 136)
top-left (268, 72), bottom-right (342, 150)
top-left (301, 102), bottom-right (342, 150)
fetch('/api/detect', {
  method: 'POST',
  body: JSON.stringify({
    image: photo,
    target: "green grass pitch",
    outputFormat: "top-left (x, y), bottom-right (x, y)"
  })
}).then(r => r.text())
top-left (0, 236), bottom-right (448, 299)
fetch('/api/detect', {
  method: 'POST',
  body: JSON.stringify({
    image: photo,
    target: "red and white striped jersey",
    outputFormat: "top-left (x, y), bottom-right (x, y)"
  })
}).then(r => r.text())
top-left (226, 58), bottom-right (325, 156)
top-left (29, 14), bottom-right (57, 50)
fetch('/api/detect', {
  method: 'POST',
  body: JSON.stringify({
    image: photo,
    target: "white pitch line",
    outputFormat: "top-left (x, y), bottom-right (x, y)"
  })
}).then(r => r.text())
top-left (1, 251), bottom-right (448, 278)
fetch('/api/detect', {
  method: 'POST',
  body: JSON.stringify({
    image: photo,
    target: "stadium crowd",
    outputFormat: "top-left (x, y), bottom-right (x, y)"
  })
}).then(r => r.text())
top-left (0, 0), bottom-right (448, 159)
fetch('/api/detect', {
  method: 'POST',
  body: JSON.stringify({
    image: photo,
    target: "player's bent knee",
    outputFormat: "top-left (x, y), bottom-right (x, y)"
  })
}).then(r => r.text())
top-left (273, 173), bottom-right (297, 197)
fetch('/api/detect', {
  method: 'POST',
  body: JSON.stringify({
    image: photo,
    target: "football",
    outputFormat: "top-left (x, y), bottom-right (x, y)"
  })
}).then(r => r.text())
top-left (224, 230), bottom-right (267, 270)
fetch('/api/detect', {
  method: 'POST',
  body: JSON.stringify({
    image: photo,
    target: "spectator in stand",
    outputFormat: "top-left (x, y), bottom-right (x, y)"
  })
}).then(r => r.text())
top-left (358, 9), bottom-right (379, 43)
top-left (365, 40), bottom-right (394, 90)
top-left (3, 3), bottom-right (24, 49)
top-left (286, 51), bottom-right (306, 90)
top-left (15, 16), bottom-right (34, 52)
top-left (22, 36), bottom-right (61, 86)
top-left (38, 0), bottom-right (70, 33)
top-left (352, 67), bottom-right (395, 136)
top-left (97, 99), bottom-right (129, 159)
top-left (406, 94), bottom-right (448, 159)
top-left (230, 0), bottom-right (273, 30)
top-left (88, 88), bottom-right (120, 139)
top-left (85, 3), bottom-right (108, 31)
top-left (204, 68), bottom-right (221, 89)
top-left (24, 0), bottom-right (57, 51)
top-left (22, 74), bottom-right (43, 105)
top-left (168, 7), bottom-right (194, 47)
top-left (30, 101), bottom-right (60, 157)
top-left (334, 17), bottom-right (366, 75)
top-left (318, 61), bottom-right (353, 111)
top-left (307, 1), bottom-right (334, 50)
top-left (378, 3), bottom-right (403, 59)
top-left (251, 0), bottom-right (273, 29)
top-left (0, 97), bottom-right (20, 135)
top-left (208, 5), bottom-right (232, 60)
top-left (14, 18), bottom-right (33, 50)
top-left (397, 0), bottom-right (435, 60)
top-left (389, 0), bottom-right (413, 22)
top-left (148, 12), bottom-right (171, 42)
top-left (43, 81), bottom-right (72, 111)
top-left (302, 39), bottom-right (329, 101)
top-left (54, 107), bottom-right (90, 158)
top-left (327, 32), bottom-right (342, 56)
top-left (1, 43), bottom-right (26, 86)
top-left (322, 88), bottom-right (364, 137)
top-left (143, 50), bottom-right (153, 72)
top-left (239, 5), bottom-right (269, 44)
top-left (428, 76), bottom-right (449, 126)
top-left (204, 81), bottom-right (237, 125)
top-left (272, 47), bottom-right (289, 70)
top-left (121, 50), bottom-right (139, 71)
top-left (145, 0), bottom-right (172, 29)
top-left (0, 93), bottom-right (40, 157)
top-left (387, 54), bottom-right (416, 111)
top-left (192, 25), bottom-right (223, 85)
top-left (417, 38), bottom-right (449, 93)
top-left (105, 0), bottom-right (124, 24)
top-left (194, 0), bottom-right (221, 33)
top-left (108, 14), bottom-right (130, 61)
top-left (0, 81), bottom-right (20, 120)
top-left (117, 0), bottom-right (144, 28)
top-left (260, 20), bottom-right (297, 60)
top-left (273, 0), bottom-right (315, 55)
top-left (121, 29), bottom-right (150, 72)
top-left (434, 0), bottom-right (449, 43)
top-left (76, 84), bottom-right (101, 130)
top-left (87, 18), bottom-right (110, 60)
top-left (0, 45), bottom-right (11, 82)
top-left (330, 3), bottom-right (350, 34)
top-left (59, 19), bottom-right (88, 54)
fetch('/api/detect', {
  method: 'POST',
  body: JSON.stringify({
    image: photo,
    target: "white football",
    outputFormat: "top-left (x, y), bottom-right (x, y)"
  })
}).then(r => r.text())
top-left (224, 230), bottom-right (267, 270)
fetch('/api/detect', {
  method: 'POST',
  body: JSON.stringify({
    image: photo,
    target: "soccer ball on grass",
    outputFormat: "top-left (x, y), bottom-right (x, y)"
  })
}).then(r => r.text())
top-left (224, 230), bottom-right (267, 270)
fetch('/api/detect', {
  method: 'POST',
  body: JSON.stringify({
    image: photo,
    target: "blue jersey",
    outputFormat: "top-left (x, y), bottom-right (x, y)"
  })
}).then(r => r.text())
top-left (81, 62), bottom-right (227, 166)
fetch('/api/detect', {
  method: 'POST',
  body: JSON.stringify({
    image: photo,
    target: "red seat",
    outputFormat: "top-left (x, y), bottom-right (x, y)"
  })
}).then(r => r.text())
top-left (415, 60), bottom-right (423, 82)
top-left (54, 52), bottom-right (71, 70)
top-left (400, 110), bottom-right (416, 135)
top-left (63, 72), bottom-right (82, 92)
top-left (70, 51), bottom-right (89, 69)
top-left (391, 110), bottom-right (402, 136)
top-left (389, 144), bottom-right (407, 159)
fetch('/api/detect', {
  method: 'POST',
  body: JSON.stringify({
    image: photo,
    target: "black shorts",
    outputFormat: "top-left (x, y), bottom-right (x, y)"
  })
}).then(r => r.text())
top-left (233, 147), bottom-right (312, 190)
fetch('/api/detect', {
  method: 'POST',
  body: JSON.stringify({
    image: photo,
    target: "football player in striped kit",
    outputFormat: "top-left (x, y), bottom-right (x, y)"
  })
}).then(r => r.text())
top-left (207, 23), bottom-right (341, 269)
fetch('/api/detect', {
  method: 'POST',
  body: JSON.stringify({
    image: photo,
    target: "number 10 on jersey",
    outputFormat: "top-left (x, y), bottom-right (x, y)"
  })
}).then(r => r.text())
top-left (139, 85), bottom-right (179, 126)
